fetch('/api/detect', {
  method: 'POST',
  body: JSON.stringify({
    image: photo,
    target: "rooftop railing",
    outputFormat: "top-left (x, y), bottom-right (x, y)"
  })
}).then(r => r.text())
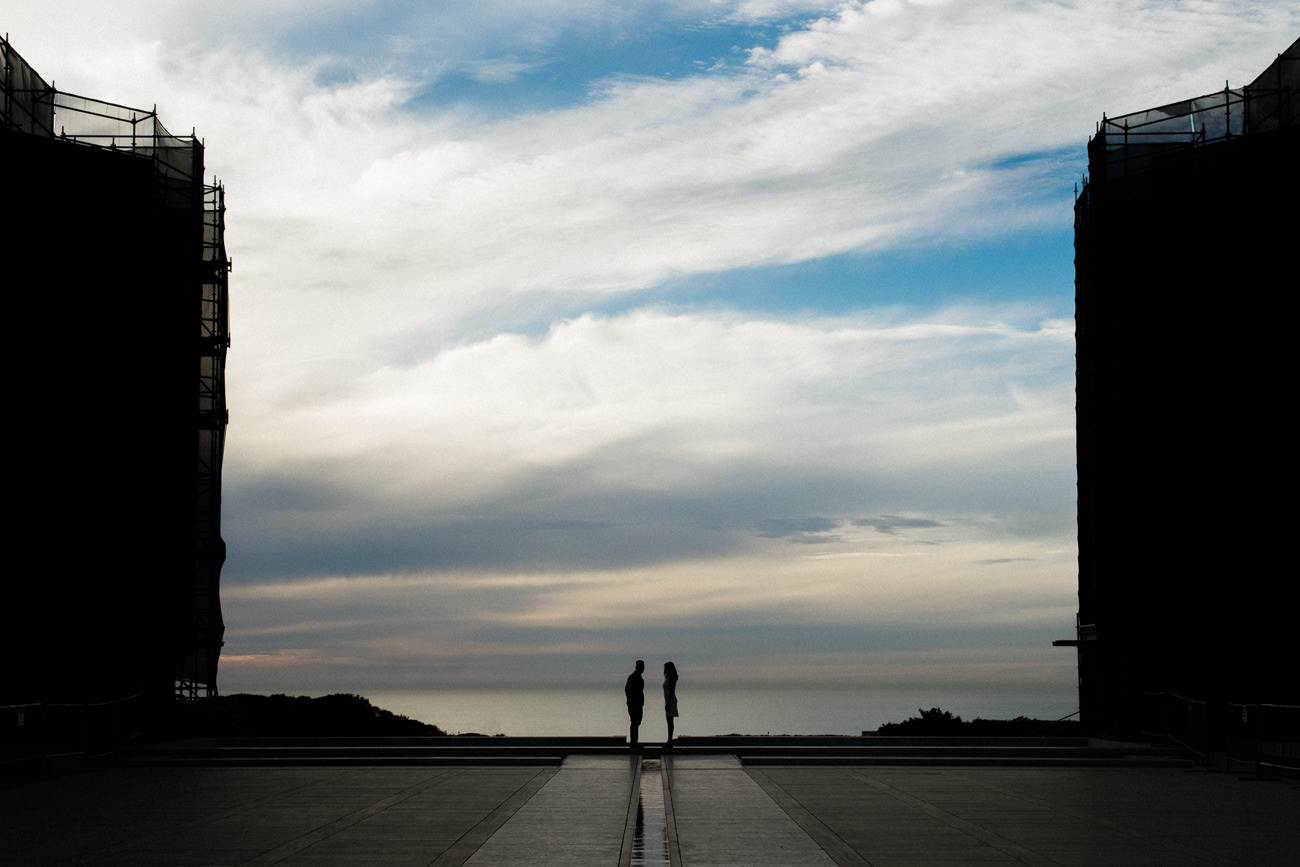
top-left (1089, 41), bottom-right (1296, 182)
top-left (2, 36), bottom-right (200, 185)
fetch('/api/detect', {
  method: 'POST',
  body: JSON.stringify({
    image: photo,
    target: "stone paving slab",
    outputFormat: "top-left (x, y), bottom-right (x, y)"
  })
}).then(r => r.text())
top-left (0, 765), bottom-right (552, 867)
top-left (748, 765), bottom-right (1300, 867)
top-left (462, 755), bottom-right (639, 866)
top-left (664, 755), bottom-right (836, 867)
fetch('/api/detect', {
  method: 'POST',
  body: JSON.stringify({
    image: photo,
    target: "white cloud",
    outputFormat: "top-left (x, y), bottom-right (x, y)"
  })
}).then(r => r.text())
top-left (232, 306), bottom-right (1072, 486)
top-left (14, 3), bottom-right (1292, 348)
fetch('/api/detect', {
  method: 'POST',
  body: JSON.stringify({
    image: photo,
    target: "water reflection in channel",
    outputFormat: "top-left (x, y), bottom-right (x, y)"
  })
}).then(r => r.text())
top-left (631, 759), bottom-right (669, 866)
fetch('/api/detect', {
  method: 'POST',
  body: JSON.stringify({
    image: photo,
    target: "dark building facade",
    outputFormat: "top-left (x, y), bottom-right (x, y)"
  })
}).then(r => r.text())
top-left (1072, 39), bottom-right (1298, 750)
top-left (2, 38), bottom-right (229, 747)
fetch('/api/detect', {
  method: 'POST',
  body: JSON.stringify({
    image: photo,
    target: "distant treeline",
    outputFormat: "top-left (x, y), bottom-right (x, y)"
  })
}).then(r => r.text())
top-left (877, 707), bottom-right (1079, 736)
top-left (186, 693), bottom-right (448, 737)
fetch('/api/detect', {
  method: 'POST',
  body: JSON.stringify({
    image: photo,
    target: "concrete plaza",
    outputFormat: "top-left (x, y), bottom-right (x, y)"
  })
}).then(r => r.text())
top-left (2, 745), bottom-right (1297, 866)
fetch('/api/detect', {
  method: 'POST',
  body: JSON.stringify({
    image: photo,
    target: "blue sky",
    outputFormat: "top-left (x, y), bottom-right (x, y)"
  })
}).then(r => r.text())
top-left (9, 2), bottom-right (1296, 703)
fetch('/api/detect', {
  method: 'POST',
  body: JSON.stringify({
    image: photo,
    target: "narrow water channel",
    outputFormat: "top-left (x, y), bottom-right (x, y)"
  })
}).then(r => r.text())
top-left (631, 759), bottom-right (669, 866)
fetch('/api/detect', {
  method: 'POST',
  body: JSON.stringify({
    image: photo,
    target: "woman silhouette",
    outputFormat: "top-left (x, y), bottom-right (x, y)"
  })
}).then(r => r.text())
top-left (663, 661), bottom-right (679, 746)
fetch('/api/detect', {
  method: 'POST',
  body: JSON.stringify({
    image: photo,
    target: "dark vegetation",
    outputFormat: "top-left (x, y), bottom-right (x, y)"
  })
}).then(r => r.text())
top-left (877, 707), bottom-right (1080, 736)
top-left (179, 697), bottom-right (1076, 739)
top-left (185, 693), bottom-right (448, 737)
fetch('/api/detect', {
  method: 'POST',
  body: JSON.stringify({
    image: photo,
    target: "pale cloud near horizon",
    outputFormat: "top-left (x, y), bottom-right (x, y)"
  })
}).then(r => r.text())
top-left (7, 1), bottom-right (1295, 698)
top-left (220, 531), bottom-right (1076, 689)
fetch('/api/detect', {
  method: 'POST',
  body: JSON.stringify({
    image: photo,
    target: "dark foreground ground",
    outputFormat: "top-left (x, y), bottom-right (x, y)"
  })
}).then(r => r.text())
top-left (2, 739), bottom-right (1297, 866)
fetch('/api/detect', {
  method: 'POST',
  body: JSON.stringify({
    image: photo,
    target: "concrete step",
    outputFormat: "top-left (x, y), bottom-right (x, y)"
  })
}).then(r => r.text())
top-left (118, 735), bottom-right (1190, 768)
top-left (739, 754), bottom-right (1189, 768)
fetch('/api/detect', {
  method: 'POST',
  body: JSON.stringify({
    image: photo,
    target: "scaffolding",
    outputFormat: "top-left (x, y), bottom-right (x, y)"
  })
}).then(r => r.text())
top-left (1070, 38), bottom-right (1298, 739)
top-left (1087, 39), bottom-right (1298, 183)
top-left (191, 180), bottom-right (230, 700)
top-left (2, 36), bottom-right (228, 701)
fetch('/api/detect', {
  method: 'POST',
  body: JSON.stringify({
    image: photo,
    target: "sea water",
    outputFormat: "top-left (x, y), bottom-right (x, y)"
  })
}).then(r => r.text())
top-left (337, 687), bottom-right (1078, 737)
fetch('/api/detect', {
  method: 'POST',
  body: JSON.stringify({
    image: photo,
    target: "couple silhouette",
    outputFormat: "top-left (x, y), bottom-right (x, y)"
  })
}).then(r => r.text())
top-left (624, 659), bottom-right (678, 748)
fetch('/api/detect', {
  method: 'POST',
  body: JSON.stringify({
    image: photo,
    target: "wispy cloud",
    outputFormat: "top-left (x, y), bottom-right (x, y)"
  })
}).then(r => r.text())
top-left (854, 516), bottom-right (945, 535)
top-left (755, 517), bottom-right (842, 541)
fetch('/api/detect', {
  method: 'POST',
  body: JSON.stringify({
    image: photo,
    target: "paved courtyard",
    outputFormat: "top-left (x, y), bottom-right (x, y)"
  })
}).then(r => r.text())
top-left (2, 755), bottom-right (1297, 865)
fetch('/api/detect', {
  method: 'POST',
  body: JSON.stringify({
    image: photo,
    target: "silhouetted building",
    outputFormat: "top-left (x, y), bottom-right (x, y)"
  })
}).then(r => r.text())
top-left (1071, 39), bottom-right (1298, 749)
top-left (2, 38), bottom-right (229, 746)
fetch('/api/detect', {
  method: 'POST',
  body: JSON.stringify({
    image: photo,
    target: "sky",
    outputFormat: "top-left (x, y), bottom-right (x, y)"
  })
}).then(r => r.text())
top-left (8, 2), bottom-right (1296, 699)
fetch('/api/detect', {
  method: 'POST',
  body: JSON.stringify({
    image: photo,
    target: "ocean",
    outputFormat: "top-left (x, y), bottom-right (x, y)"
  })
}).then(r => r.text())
top-left (342, 687), bottom-right (1078, 737)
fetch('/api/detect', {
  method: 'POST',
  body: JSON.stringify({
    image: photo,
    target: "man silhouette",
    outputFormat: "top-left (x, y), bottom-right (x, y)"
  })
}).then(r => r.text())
top-left (625, 660), bottom-right (645, 747)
